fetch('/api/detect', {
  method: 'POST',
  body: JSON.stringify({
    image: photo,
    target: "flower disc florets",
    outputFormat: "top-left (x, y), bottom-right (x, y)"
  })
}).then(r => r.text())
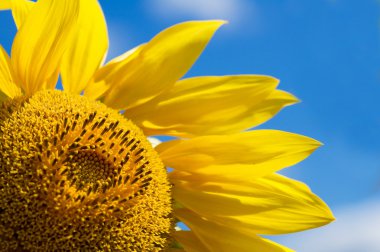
top-left (0, 90), bottom-right (173, 251)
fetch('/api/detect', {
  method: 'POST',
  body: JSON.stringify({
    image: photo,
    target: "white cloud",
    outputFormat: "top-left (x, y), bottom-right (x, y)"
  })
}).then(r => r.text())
top-left (275, 197), bottom-right (380, 252)
top-left (145, 0), bottom-right (256, 25)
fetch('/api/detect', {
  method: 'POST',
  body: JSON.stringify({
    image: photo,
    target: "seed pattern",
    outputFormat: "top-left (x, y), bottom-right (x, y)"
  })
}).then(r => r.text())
top-left (0, 90), bottom-right (173, 251)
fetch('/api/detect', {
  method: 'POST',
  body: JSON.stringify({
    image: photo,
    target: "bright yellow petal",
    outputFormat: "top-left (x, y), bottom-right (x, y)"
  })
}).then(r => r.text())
top-left (172, 173), bottom-right (334, 235)
top-left (126, 75), bottom-right (293, 138)
top-left (175, 209), bottom-right (294, 252)
top-left (61, 0), bottom-right (108, 94)
top-left (174, 231), bottom-right (210, 252)
top-left (84, 45), bottom-right (143, 100)
top-left (97, 20), bottom-right (225, 110)
top-left (11, 0), bottom-right (79, 95)
top-left (11, 0), bottom-right (34, 29)
top-left (157, 130), bottom-right (321, 179)
top-left (248, 89), bottom-right (299, 126)
top-left (0, 45), bottom-right (22, 100)
top-left (0, 0), bottom-right (11, 10)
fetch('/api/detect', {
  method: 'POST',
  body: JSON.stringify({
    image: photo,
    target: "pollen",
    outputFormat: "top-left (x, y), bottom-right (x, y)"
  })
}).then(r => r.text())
top-left (0, 90), bottom-right (173, 251)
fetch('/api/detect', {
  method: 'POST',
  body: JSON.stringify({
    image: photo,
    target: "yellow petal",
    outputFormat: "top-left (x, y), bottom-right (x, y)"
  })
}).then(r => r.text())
top-left (85, 45), bottom-right (143, 100)
top-left (61, 0), bottom-right (108, 94)
top-left (0, 45), bottom-right (22, 100)
top-left (126, 75), bottom-right (293, 138)
top-left (175, 209), bottom-right (294, 252)
top-left (0, 0), bottom-right (11, 10)
top-left (11, 0), bottom-right (79, 95)
top-left (248, 89), bottom-right (299, 126)
top-left (172, 173), bottom-right (334, 235)
top-left (98, 20), bottom-right (225, 110)
top-left (174, 231), bottom-right (210, 252)
top-left (157, 130), bottom-right (321, 178)
top-left (11, 0), bottom-right (35, 29)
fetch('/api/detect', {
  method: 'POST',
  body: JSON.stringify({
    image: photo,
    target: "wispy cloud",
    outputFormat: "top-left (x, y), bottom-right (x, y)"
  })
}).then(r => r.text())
top-left (275, 197), bottom-right (380, 252)
top-left (145, 0), bottom-right (256, 27)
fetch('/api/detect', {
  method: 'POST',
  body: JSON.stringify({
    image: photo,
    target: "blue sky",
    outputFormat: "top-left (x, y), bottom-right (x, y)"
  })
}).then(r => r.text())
top-left (1, 0), bottom-right (380, 251)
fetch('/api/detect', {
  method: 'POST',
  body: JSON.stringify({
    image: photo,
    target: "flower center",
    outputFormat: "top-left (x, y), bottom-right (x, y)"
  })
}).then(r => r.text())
top-left (0, 90), bottom-right (173, 251)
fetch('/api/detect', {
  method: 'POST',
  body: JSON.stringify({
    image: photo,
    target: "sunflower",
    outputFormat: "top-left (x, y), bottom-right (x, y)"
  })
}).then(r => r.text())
top-left (0, 0), bottom-right (333, 251)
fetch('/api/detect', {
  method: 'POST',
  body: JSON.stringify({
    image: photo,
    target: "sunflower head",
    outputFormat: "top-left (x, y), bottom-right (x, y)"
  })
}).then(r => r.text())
top-left (0, 90), bottom-right (173, 250)
top-left (0, 0), bottom-right (334, 251)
